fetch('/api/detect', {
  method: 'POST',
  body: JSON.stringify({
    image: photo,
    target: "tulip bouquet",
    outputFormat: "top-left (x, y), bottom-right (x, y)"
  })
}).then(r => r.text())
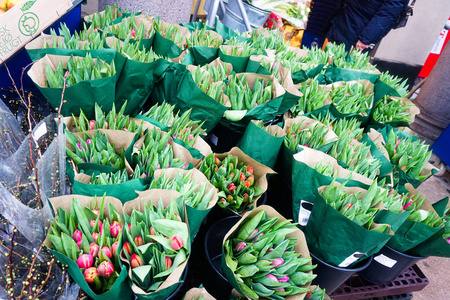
top-left (85, 5), bottom-right (122, 30)
top-left (383, 129), bottom-right (432, 183)
top-left (203, 61), bottom-right (231, 82)
top-left (324, 43), bottom-right (347, 62)
top-left (198, 152), bottom-right (264, 213)
top-left (334, 48), bottom-right (376, 73)
top-left (379, 71), bottom-right (409, 98)
top-left (372, 96), bottom-right (414, 125)
top-left (318, 116), bottom-right (364, 154)
top-left (48, 196), bottom-right (124, 295)
top-left (90, 168), bottom-right (143, 185)
top-left (104, 14), bottom-right (154, 40)
top-left (121, 196), bottom-right (189, 294)
top-left (289, 79), bottom-right (330, 116)
top-left (186, 25), bottom-right (222, 48)
top-left (132, 127), bottom-right (187, 178)
top-left (170, 109), bottom-right (207, 148)
top-left (70, 102), bottom-right (144, 133)
top-left (45, 54), bottom-right (116, 88)
top-left (311, 162), bottom-right (342, 178)
top-left (248, 29), bottom-right (285, 55)
top-left (330, 81), bottom-right (373, 115)
top-left (284, 120), bottom-right (333, 151)
top-left (48, 23), bottom-right (107, 50)
top-left (223, 208), bottom-right (316, 299)
top-left (220, 44), bottom-right (256, 57)
top-left (256, 121), bottom-right (279, 137)
top-left (258, 59), bottom-right (283, 83)
top-left (114, 37), bottom-right (169, 63)
top-left (304, 286), bottom-right (328, 300)
top-left (225, 75), bottom-right (273, 110)
top-left (66, 130), bottom-right (126, 169)
top-left (154, 20), bottom-right (187, 49)
top-left (319, 181), bottom-right (389, 233)
top-left (304, 47), bottom-right (330, 65)
top-left (190, 66), bottom-right (227, 105)
top-left (150, 170), bottom-right (215, 211)
top-left (142, 102), bottom-right (176, 127)
top-left (329, 141), bottom-right (382, 180)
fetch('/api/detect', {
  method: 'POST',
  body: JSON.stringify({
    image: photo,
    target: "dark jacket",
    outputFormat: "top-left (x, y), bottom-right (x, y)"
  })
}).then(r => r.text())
top-left (327, 0), bottom-right (409, 50)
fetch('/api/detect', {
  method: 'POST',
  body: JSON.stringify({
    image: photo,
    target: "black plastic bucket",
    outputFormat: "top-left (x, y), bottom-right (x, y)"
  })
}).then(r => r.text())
top-left (208, 122), bottom-right (244, 153)
top-left (166, 264), bottom-right (189, 300)
top-left (358, 245), bottom-right (425, 285)
top-left (311, 252), bottom-right (373, 294)
top-left (203, 216), bottom-right (240, 299)
top-left (265, 175), bottom-right (293, 220)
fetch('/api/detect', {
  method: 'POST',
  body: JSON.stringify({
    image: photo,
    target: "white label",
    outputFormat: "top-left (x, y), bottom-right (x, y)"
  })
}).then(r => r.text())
top-left (339, 252), bottom-right (366, 268)
top-left (298, 200), bottom-right (313, 226)
top-left (210, 134), bottom-right (218, 146)
top-left (374, 254), bottom-right (397, 268)
top-left (431, 29), bottom-right (448, 54)
top-left (33, 123), bottom-right (47, 142)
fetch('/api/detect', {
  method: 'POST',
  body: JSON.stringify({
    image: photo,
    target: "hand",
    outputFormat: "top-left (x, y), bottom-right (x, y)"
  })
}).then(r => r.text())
top-left (355, 40), bottom-right (370, 51)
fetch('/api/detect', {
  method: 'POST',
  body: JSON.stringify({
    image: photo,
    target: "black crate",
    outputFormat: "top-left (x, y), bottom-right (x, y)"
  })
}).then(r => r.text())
top-left (330, 264), bottom-right (428, 300)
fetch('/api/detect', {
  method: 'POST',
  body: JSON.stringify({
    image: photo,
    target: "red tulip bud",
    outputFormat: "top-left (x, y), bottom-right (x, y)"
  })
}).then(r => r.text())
top-left (89, 219), bottom-right (103, 231)
top-left (235, 241), bottom-right (247, 252)
top-left (270, 258), bottom-right (284, 267)
top-left (278, 275), bottom-right (289, 282)
top-left (400, 165), bottom-right (407, 171)
top-left (275, 288), bottom-right (285, 292)
top-left (243, 193), bottom-right (249, 203)
top-left (89, 243), bottom-right (99, 257)
top-left (128, 223), bottom-right (132, 231)
top-left (101, 246), bottom-right (112, 259)
top-left (246, 165), bottom-right (253, 174)
top-left (110, 221), bottom-right (122, 238)
top-left (227, 195), bottom-right (234, 202)
top-left (89, 120), bottom-right (96, 130)
top-left (131, 254), bottom-right (144, 268)
top-left (265, 273), bottom-right (279, 282)
top-left (72, 229), bottom-right (82, 243)
top-left (239, 172), bottom-right (246, 182)
top-left (98, 261), bottom-right (114, 277)
top-left (84, 267), bottom-right (98, 284)
top-left (92, 209), bottom-right (100, 215)
top-left (214, 157), bottom-right (221, 166)
top-left (165, 257), bottom-right (173, 270)
top-left (171, 236), bottom-right (183, 251)
top-left (111, 241), bottom-right (119, 256)
top-left (77, 254), bottom-right (93, 269)
top-left (173, 213), bottom-right (182, 222)
top-left (92, 232), bottom-right (99, 242)
top-left (123, 242), bottom-right (132, 255)
top-left (243, 181), bottom-right (251, 188)
top-left (247, 229), bottom-right (259, 239)
top-left (134, 236), bottom-right (144, 246)
top-left (77, 240), bottom-right (82, 249)
top-left (149, 226), bottom-right (156, 235)
top-left (247, 175), bottom-right (254, 186)
top-left (227, 183), bottom-right (236, 193)
top-left (254, 232), bottom-right (264, 241)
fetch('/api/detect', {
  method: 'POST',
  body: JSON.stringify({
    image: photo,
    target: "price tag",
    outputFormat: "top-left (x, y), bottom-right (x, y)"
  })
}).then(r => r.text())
top-left (209, 134), bottom-right (218, 146)
top-left (339, 252), bottom-right (365, 268)
top-left (33, 122), bottom-right (47, 142)
top-left (374, 254), bottom-right (397, 268)
top-left (298, 200), bottom-right (313, 226)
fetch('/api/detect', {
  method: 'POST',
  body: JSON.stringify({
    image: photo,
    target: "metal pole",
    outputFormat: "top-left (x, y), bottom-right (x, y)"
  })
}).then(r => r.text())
top-left (236, 0), bottom-right (252, 31)
top-left (191, 0), bottom-right (202, 22)
top-left (206, 0), bottom-right (220, 27)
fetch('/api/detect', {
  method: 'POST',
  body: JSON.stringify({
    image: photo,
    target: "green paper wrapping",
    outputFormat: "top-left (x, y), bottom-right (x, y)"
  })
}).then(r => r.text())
top-left (218, 45), bottom-right (255, 73)
top-left (180, 21), bottom-right (213, 32)
top-left (221, 205), bottom-right (313, 300)
top-left (46, 195), bottom-right (133, 300)
top-left (150, 62), bottom-right (229, 132)
top-left (291, 64), bottom-right (326, 84)
top-left (72, 173), bottom-right (149, 203)
top-left (134, 114), bottom-right (171, 132)
top-left (152, 168), bottom-right (218, 240)
top-left (181, 46), bottom-right (220, 66)
top-left (368, 96), bottom-right (420, 129)
top-left (28, 54), bottom-right (117, 119)
top-left (237, 120), bottom-right (285, 169)
top-left (407, 197), bottom-right (450, 257)
top-left (360, 133), bottom-right (393, 180)
top-left (373, 79), bottom-right (401, 106)
top-left (323, 64), bottom-right (380, 84)
top-left (114, 57), bottom-right (171, 117)
top-left (293, 182), bottom-right (394, 267)
top-left (152, 22), bottom-right (190, 58)
top-left (387, 184), bottom-right (444, 253)
top-left (290, 146), bottom-right (373, 200)
top-left (121, 190), bottom-right (189, 299)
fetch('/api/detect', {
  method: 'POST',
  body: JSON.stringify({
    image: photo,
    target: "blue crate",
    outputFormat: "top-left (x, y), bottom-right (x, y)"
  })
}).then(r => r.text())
top-left (0, 0), bottom-right (82, 113)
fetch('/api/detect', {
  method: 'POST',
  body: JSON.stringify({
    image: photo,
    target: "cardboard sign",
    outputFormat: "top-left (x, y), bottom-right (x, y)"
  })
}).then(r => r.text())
top-left (0, 0), bottom-right (72, 64)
